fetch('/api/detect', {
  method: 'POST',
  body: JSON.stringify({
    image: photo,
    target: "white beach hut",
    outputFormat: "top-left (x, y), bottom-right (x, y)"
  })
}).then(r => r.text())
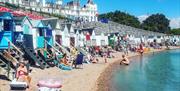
top-left (91, 30), bottom-right (96, 46)
top-left (62, 25), bottom-right (70, 47)
top-left (75, 30), bottom-right (80, 47)
top-left (80, 32), bottom-right (85, 47)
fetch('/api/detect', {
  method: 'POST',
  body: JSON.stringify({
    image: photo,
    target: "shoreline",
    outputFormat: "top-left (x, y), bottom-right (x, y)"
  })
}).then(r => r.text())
top-left (95, 46), bottom-right (180, 91)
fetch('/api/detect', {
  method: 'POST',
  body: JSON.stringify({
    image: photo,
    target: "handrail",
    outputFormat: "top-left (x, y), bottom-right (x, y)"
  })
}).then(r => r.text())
top-left (44, 39), bottom-right (62, 54)
top-left (54, 41), bottom-right (71, 56)
top-left (5, 37), bottom-right (24, 55)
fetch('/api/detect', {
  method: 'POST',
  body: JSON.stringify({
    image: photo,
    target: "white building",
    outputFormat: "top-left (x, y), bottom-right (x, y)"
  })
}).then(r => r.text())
top-left (0, 0), bottom-right (98, 22)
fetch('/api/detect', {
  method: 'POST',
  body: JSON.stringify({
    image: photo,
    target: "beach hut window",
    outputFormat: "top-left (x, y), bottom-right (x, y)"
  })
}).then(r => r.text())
top-left (39, 28), bottom-right (44, 36)
top-left (157, 36), bottom-right (161, 38)
top-left (70, 37), bottom-right (75, 47)
top-left (46, 28), bottom-right (52, 37)
top-left (55, 35), bottom-right (62, 45)
top-left (4, 20), bottom-right (13, 31)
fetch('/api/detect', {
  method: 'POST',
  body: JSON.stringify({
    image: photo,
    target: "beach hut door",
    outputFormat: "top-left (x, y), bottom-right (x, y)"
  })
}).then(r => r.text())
top-left (23, 24), bottom-right (30, 34)
top-left (70, 37), bottom-right (75, 47)
top-left (55, 35), bottom-right (62, 45)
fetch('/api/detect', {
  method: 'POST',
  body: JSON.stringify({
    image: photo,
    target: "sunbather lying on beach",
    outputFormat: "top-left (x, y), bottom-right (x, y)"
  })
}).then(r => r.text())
top-left (16, 62), bottom-right (31, 87)
top-left (120, 55), bottom-right (130, 65)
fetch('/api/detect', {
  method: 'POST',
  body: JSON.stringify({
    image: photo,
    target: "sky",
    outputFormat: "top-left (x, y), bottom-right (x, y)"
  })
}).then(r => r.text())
top-left (50, 0), bottom-right (180, 28)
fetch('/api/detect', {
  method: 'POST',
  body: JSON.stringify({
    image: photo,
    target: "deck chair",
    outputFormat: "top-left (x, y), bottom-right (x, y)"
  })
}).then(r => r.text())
top-left (72, 54), bottom-right (84, 68)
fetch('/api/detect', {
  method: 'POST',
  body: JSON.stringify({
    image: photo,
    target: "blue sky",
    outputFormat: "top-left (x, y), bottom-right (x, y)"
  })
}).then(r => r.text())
top-left (48, 0), bottom-right (180, 28)
top-left (62, 0), bottom-right (180, 18)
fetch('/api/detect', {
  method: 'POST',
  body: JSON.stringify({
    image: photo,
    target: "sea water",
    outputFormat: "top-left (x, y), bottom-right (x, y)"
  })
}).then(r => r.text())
top-left (111, 49), bottom-right (180, 91)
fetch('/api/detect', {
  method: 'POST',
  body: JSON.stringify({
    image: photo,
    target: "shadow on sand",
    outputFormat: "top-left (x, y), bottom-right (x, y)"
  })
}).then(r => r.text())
top-left (0, 75), bottom-right (11, 81)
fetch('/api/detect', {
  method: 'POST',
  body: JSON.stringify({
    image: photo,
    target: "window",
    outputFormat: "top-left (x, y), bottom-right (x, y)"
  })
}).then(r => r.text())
top-left (4, 20), bottom-right (13, 31)
top-left (39, 28), bottom-right (44, 36)
top-left (101, 40), bottom-right (105, 46)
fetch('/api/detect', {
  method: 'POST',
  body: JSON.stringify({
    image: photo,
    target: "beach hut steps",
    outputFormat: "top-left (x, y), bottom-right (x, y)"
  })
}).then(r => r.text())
top-left (0, 60), bottom-right (7, 68)
top-left (22, 47), bottom-right (45, 69)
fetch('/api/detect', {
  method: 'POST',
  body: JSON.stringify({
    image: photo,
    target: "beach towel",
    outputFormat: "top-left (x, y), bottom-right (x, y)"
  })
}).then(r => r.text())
top-left (38, 79), bottom-right (62, 91)
top-left (59, 64), bottom-right (72, 70)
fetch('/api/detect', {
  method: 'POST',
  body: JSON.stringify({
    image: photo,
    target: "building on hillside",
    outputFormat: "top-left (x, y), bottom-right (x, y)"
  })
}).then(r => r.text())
top-left (0, 0), bottom-right (98, 22)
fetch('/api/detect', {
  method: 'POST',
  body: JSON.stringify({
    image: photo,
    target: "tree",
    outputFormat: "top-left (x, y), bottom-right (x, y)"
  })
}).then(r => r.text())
top-left (141, 13), bottom-right (170, 33)
top-left (167, 28), bottom-right (180, 35)
top-left (99, 10), bottom-right (140, 28)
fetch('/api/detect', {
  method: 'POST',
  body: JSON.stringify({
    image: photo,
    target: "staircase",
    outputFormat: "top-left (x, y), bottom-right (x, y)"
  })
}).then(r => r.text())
top-left (76, 47), bottom-right (89, 56)
top-left (55, 41), bottom-right (71, 56)
top-left (0, 53), bottom-right (15, 81)
top-left (37, 49), bottom-right (57, 67)
top-left (22, 46), bottom-right (46, 69)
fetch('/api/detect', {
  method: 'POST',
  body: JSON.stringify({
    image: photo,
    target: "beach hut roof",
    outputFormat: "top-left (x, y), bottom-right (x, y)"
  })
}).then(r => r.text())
top-left (31, 20), bottom-right (46, 28)
top-left (0, 12), bottom-right (13, 19)
top-left (14, 16), bottom-right (32, 26)
top-left (60, 23), bottom-right (75, 33)
top-left (41, 18), bottom-right (58, 29)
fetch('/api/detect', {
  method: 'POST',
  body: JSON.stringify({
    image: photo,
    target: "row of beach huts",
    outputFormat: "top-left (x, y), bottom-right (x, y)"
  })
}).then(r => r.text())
top-left (0, 12), bottom-right (180, 50)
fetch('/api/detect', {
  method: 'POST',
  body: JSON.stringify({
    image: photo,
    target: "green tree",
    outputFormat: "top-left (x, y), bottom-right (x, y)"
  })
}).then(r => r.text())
top-left (99, 10), bottom-right (140, 28)
top-left (167, 28), bottom-right (180, 35)
top-left (141, 13), bottom-right (170, 33)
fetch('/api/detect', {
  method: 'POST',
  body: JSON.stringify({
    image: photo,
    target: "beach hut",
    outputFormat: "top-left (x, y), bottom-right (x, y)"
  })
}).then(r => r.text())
top-left (108, 34), bottom-right (117, 47)
top-left (79, 32), bottom-right (85, 47)
top-left (68, 24), bottom-right (76, 47)
top-left (0, 12), bottom-right (14, 49)
top-left (95, 33), bottom-right (108, 46)
top-left (54, 20), bottom-right (63, 45)
top-left (62, 24), bottom-right (70, 47)
top-left (75, 30), bottom-right (80, 47)
top-left (91, 30), bottom-right (96, 46)
top-left (41, 18), bottom-right (58, 47)
top-left (14, 16), bottom-right (34, 48)
top-left (31, 20), bottom-right (48, 49)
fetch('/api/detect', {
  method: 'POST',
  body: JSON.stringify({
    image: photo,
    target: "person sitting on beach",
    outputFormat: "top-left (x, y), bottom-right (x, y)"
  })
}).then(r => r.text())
top-left (16, 62), bottom-right (31, 87)
top-left (60, 54), bottom-right (70, 66)
top-left (102, 46), bottom-right (108, 63)
top-left (120, 55), bottom-right (130, 65)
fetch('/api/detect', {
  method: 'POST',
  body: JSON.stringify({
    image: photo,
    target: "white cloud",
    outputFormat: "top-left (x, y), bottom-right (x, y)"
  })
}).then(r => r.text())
top-left (170, 17), bottom-right (180, 29)
top-left (138, 15), bottom-right (149, 23)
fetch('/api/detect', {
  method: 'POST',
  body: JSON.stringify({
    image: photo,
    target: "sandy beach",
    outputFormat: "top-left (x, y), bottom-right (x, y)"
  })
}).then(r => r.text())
top-left (0, 46), bottom-right (179, 91)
